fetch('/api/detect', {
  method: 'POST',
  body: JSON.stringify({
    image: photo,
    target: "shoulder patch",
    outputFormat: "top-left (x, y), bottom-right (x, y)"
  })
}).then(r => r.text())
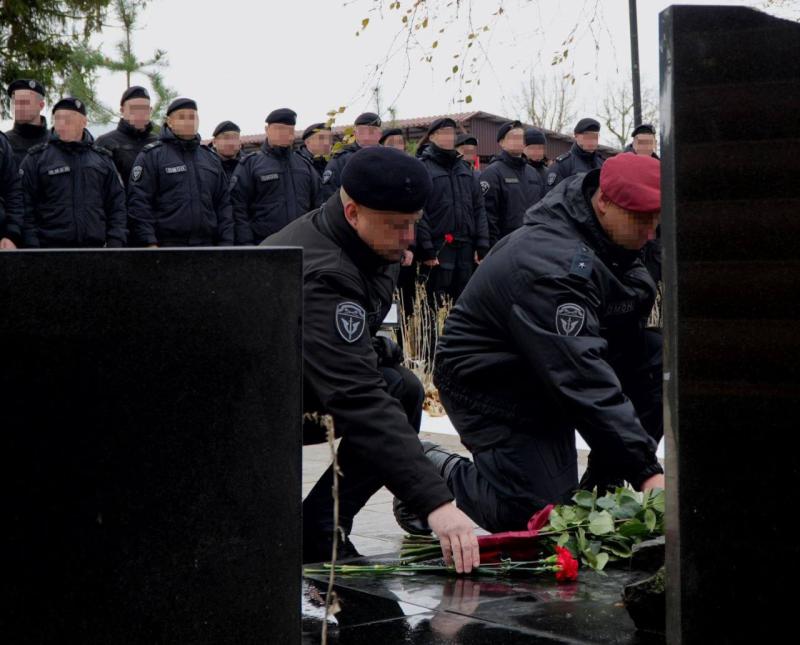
top-left (335, 301), bottom-right (366, 343)
top-left (569, 245), bottom-right (594, 280)
top-left (547, 172), bottom-right (558, 186)
top-left (322, 169), bottom-right (333, 184)
top-left (131, 165), bottom-right (143, 182)
top-left (555, 303), bottom-right (586, 337)
top-left (480, 180), bottom-right (490, 195)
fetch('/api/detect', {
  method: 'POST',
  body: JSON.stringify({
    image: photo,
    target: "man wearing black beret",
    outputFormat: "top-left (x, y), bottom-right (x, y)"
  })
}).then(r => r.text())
top-left (319, 111), bottom-right (382, 200)
top-left (625, 123), bottom-right (659, 159)
top-left (96, 86), bottom-right (158, 190)
top-left (379, 127), bottom-right (405, 151)
top-left (455, 132), bottom-right (480, 178)
top-left (480, 120), bottom-right (546, 246)
top-left (127, 97), bottom-right (233, 246)
top-left (208, 121), bottom-right (243, 180)
top-left (297, 122), bottom-right (332, 178)
top-left (231, 108), bottom-right (320, 244)
top-left (5, 79), bottom-right (49, 166)
top-left (417, 117), bottom-right (489, 308)
top-left (544, 117), bottom-right (605, 193)
top-left (262, 146), bottom-right (480, 572)
top-left (19, 97), bottom-right (127, 248)
top-left (523, 127), bottom-right (549, 182)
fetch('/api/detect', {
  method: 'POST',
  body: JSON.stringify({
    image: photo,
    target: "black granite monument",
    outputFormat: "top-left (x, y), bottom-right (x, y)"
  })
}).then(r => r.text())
top-left (0, 249), bottom-right (302, 644)
top-left (660, 6), bottom-right (800, 642)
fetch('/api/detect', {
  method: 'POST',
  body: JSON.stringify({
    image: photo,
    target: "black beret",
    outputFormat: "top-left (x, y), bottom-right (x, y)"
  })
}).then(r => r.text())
top-left (167, 97), bottom-right (198, 115)
top-left (213, 120), bottom-right (240, 137)
top-left (427, 117), bottom-right (457, 136)
top-left (354, 112), bottom-right (382, 127)
top-left (7, 79), bottom-right (45, 97)
top-left (266, 108), bottom-right (297, 126)
top-left (574, 117), bottom-right (601, 134)
top-left (52, 97), bottom-right (86, 116)
top-left (524, 127), bottom-right (547, 146)
top-left (456, 133), bottom-right (477, 147)
top-left (341, 147), bottom-right (432, 213)
top-left (120, 85), bottom-right (150, 105)
top-left (302, 122), bottom-right (330, 140)
top-left (379, 127), bottom-right (403, 144)
top-left (496, 120), bottom-right (523, 142)
top-left (632, 123), bottom-right (656, 138)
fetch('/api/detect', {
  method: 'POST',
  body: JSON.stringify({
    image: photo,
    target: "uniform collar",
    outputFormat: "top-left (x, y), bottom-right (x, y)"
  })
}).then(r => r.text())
top-left (571, 141), bottom-right (598, 163)
top-left (161, 125), bottom-right (200, 151)
top-left (423, 142), bottom-right (460, 167)
top-left (498, 149), bottom-right (526, 168)
top-left (117, 118), bottom-right (154, 140)
top-left (13, 117), bottom-right (48, 139)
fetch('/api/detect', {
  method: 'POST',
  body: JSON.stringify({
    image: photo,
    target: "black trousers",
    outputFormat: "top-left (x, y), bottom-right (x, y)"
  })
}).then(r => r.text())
top-left (439, 329), bottom-right (663, 533)
top-left (302, 364), bottom-right (425, 540)
top-left (420, 242), bottom-right (475, 309)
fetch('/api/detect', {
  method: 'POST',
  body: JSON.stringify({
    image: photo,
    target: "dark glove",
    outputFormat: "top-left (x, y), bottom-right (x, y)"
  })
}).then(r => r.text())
top-left (476, 246), bottom-right (489, 261)
top-left (371, 335), bottom-right (404, 367)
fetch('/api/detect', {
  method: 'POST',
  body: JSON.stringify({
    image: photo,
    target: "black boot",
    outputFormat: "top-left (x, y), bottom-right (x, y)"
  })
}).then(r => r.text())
top-left (392, 441), bottom-right (465, 535)
top-left (303, 530), bottom-right (364, 565)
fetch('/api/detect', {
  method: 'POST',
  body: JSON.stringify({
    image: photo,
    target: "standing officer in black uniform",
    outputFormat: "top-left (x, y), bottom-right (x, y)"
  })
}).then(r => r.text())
top-left (5, 79), bottom-right (49, 167)
top-left (127, 97), bottom-right (233, 247)
top-left (320, 112), bottom-right (382, 200)
top-left (262, 147), bottom-right (479, 573)
top-left (394, 154), bottom-right (665, 535)
top-left (96, 86), bottom-right (158, 189)
top-left (417, 117), bottom-right (489, 307)
top-left (297, 122), bottom-right (332, 178)
top-left (231, 108), bottom-right (320, 245)
top-left (379, 127), bottom-right (405, 151)
top-left (455, 133), bottom-right (480, 180)
top-left (624, 123), bottom-right (659, 159)
top-left (1, 131), bottom-right (24, 249)
top-left (480, 120), bottom-right (546, 246)
top-left (523, 127), bottom-right (549, 182)
top-left (545, 117), bottom-right (605, 193)
top-left (208, 120), bottom-right (243, 180)
top-left (19, 97), bottom-right (127, 248)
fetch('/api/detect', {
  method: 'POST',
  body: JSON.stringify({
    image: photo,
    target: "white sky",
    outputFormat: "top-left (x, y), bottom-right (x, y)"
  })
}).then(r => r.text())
top-left (3, 0), bottom-right (795, 145)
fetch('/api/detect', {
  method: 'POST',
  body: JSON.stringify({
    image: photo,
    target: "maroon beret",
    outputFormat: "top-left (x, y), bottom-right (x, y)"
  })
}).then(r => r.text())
top-left (599, 152), bottom-right (660, 214)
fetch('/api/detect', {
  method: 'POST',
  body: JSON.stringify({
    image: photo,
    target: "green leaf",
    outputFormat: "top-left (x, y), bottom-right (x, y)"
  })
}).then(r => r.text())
top-left (588, 510), bottom-right (615, 536)
top-left (619, 519), bottom-right (650, 538)
top-left (596, 496), bottom-right (617, 512)
top-left (431, 40), bottom-right (438, 49)
top-left (576, 527), bottom-right (588, 552)
top-left (548, 509), bottom-right (568, 532)
top-left (602, 542), bottom-right (633, 558)
top-left (361, 18), bottom-right (370, 29)
top-left (644, 509), bottom-right (657, 532)
top-left (650, 489), bottom-right (666, 514)
top-left (573, 490), bottom-right (596, 510)
top-left (452, 65), bottom-right (459, 73)
top-left (595, 552), bottom-right (610, 571)
top-left (465, 95), bottom-right (473, 104)
top-left (556, 533), bottom-right (570, 547)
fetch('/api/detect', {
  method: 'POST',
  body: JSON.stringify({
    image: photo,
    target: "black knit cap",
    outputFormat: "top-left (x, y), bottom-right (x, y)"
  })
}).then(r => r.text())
top-left (120, 85), bottom-right (150, 105)
top-left (456, 133), bottom-right (477, 147)
top-left (574, 117), bottom-right (601, 134)
top-left (341, 147), bottom-right (432, 213)
top-left (354, 112), bottom-right (382, 127)
top-left (213, 120), bottom-right (241, 137)
top-left (632, 123), bottom-right (656, 138)
top-left (7, 79), bottom-right (45, 97)
top-left (379, 127), bottom-right (403, 144)
top-left (524, 127), bottom-right (547, 146)
top-left (302, 122), bottom-right (330, 140)
top-left (427, 117), bottom-right (457, 136)
top-left (167, 97), bottom-right (198, 115)
top-left (266, 108), bottom-right (297, 125)
top-left (496, 120), bottom-right (523, 142)
top-left (52, 97), bottom-right (86, 116)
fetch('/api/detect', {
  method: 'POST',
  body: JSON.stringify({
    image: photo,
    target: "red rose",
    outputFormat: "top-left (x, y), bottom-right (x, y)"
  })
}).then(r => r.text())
top-left (554, 546), bottom-right (579, 582)
top-left (444, 233), bottom-right (455, 244)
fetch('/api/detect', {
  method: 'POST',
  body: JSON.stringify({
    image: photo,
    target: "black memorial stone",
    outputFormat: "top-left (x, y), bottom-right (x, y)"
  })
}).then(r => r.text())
top-left (0, 249), bottom-right (303, 644)
top-left (660, 6), bottom-right (800, 643)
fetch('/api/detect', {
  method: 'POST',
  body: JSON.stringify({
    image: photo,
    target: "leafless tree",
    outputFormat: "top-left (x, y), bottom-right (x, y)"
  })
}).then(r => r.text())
top-left (514, 70), bottom-right (577, 134)
top-left (599, 77), bottom-right (658, 149)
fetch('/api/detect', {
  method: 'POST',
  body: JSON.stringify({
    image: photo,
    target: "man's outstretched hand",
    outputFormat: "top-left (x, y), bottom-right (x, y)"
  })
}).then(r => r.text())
top-left (427, 502), bottom-right (480, 574)
top-left (641, 473), bottom-right (665, 491)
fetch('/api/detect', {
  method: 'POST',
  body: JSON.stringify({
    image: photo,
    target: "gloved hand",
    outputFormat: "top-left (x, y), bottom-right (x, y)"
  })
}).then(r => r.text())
top-left (371, 335), bottom-right (404, 367)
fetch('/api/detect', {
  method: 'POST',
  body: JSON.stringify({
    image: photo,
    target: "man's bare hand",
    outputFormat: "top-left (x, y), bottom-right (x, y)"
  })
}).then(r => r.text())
top-left (0, 237), bottom-right (17, 250)
top-left (427, 502), bottom-right (480, 574)
top-left (473, 251), bottom-right (482, 265)
top-left (641, 473), bottom-right (665, 491)
top-left (147, 244), bottom-right (158, 248)
top-left (423, 258), bottom-right (439, 267)
top-left (401, 249), bottom-right (414, 267)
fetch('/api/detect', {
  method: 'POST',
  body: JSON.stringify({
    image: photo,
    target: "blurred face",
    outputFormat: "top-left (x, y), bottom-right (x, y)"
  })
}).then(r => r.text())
top-left (266, 123), bottom-right (295, 148)
top-left (593, 189), bottom-right (660, 250)
top-left (12, 89), bottom-right (45, 124)
top-left (523, 144), bottom-right (545, 162)
top-left (121, 97), bottom-right (152, 130)
top-left (500, 128), bottom-right (525, 156)
top-left (167, 109), bottom-right (199, 138)
top-left (430, 127), bottom-right (456, 150)
top-left (576, 131), bottom-right (599, 153)
top-left (354, 125), bottom-right (382, 147)
top-left (382, 135), bottom-right (406, 152)
top-left (306, 130), bottom-right (332, 156)
top-left (633, 133), bottom-right (656, 156)
top-left (214, 131), bottom-right (241, 158)
top-left (457, 144), bottom-right (477, 162)
top-left (342, 192), bottom-right (420, 262)
top-left (53, 109), bottom-right (87, 142)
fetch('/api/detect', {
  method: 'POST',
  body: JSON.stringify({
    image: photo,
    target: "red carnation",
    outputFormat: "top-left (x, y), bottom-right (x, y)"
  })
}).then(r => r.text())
top-left (444, 233), bottom-right (455, 244)
top-left (554, 546), bottom-right (579, 582)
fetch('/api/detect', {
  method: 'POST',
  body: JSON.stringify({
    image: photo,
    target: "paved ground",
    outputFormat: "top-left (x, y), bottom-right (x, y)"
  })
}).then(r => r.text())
top-left (303, 432), bottom-right (591, 557)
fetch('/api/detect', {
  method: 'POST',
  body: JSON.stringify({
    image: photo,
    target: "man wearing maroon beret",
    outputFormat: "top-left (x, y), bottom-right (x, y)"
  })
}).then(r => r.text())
top-left (394, 152), bottom-right (665, 535)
